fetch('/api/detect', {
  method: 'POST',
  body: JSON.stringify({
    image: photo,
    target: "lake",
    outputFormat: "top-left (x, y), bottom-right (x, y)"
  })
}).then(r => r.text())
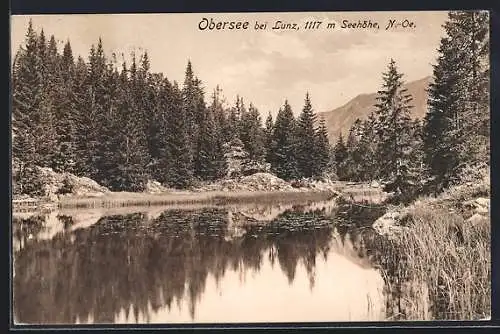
top-left (12, 198), bottom-right (393, 324)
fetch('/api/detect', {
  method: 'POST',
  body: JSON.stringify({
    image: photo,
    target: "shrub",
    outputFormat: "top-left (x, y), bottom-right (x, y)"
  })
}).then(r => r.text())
top-left (56, 176), bottom-right (74, 195)
top-left (16, 165), bottom-right (45, 197)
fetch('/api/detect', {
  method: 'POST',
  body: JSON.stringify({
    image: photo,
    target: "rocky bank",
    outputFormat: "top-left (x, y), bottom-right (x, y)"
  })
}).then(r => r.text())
top-left (372, 171), bottom-right (490, 239)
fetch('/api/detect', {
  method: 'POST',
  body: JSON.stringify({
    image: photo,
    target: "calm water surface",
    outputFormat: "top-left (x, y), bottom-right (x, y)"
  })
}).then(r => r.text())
top-left (13, 199), bottom-right (389, 324)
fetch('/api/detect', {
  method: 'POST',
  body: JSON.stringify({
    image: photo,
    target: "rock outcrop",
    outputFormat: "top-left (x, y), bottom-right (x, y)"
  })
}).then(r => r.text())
top-left (144, 180), bottom-right (170, 194)
top-left (372, 211), bottom-right (407, 239)
top-left (36, 167), bottom-right (109, 199)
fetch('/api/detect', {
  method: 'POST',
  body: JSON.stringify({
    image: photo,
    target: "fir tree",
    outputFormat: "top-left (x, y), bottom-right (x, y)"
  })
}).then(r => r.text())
top-left (356, 114), bottom-right (379, 181)
top-left (295, 93), bottom-right (318, 178)
top-left (165, 82), bottom-right (194, 188)
top-left (373, 59), bottom-right (417, 197)
top-left (74, 40), bottom-right (109, 180)
top-left (334, 132), bottom-right (348, 179)
top-left (111, 60), bottom-right (149, 191)
top-left (33, 28), bottom-right (57, 168)
top-left (264, 112), bottom-right (275, 164)
top-left (12, 20), bottom-right (43, 168)
top-left (342, 120), bottom-right (362, 181)
top-left (313, 117), bottom-right (331, 178)
top-left (182, 60), bottom-right (201, 142)
top-left (49, 37), bottom-right (77, 173)
top-left (239, 103), bottom-right (265, 163)
top-left (72, 55), bottom-right (90, 176)
top-left (211, 86), bottom-right (231, 144)
top-left (227, 96), bottom-right (242, 141)
top-left (423, 11), bottom-right (490, 191)
top-left (154, 77), bottom-right (175, 185)
top-left (270, 100), bottom-right (298, 180)
top-left (194, 105), bottom-right (227, 181)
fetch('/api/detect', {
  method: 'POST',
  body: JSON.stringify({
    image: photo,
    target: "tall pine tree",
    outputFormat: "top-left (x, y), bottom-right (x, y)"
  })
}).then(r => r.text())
top-left (270, 101), bottom-right (298, 180)
top-left (12, 20), bottom-right (46, 195)
top-left (313, 117), bottom-right (331, 178)
top-left (166, 82), bottom-right (195, 188)
top-left (373, 59), bottom-right (418, 197)
top-left (295, 93), bottom-right (318, 178)
top-left (423, 11), bottom-right (490, 191)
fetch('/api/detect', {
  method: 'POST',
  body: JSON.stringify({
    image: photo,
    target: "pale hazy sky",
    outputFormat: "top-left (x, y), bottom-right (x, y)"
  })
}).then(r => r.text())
top-left (11, 12), bottom-right (449, 118)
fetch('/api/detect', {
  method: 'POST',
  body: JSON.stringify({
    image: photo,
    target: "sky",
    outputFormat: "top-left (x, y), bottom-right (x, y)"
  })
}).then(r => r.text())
top-left (11, 11), bottom-right (449, 118)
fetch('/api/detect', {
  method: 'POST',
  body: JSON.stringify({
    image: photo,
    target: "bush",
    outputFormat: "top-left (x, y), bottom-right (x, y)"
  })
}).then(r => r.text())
top-left (56, 176), bottom-right (74, 195)
top-left (15, 165), bottom-right (45, 197)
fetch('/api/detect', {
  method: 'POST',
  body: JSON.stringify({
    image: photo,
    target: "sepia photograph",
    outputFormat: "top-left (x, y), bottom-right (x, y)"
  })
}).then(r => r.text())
top-left (10, 10), bottom-right (490, 325)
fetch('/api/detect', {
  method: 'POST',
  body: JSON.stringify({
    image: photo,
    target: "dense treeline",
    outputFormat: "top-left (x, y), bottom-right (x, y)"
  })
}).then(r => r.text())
top-left (332, 11), bottom-right (489, 202)
top-left (12, 11), bottom-right (489, 202)
top-left (12, 20), bottom-right (331, 194)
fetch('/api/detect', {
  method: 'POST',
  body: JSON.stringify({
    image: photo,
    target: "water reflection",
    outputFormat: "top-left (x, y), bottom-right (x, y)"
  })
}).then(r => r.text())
top-left (13, 201), bottom-right (386, 324)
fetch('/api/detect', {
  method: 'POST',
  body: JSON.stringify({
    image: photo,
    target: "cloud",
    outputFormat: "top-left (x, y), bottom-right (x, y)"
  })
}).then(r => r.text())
top-left (217, 58), bottom-right (273, 85)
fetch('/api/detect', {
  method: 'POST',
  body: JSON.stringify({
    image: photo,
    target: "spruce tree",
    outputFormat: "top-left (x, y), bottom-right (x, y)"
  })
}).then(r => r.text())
top-left (165, 82), bottom-right (194, 188)
top-left (11, 20), bottom-right (45, 195)
top-left (211, 86), bottom-right (231, 144)
top-left (313, 118), bottom-right (331, 178)
top-left (239, 103), bottom-right (265, 163)
top-left (111, 59), bottom-right (149, 191)
top-left (334, 132), bottom-right (348, 180)
top-left (154, 77), bottom-right (175, 185)
top-left (145, 71), bottom-right (165, 175)
top-left (373, 59), bottom-right (417, 197)
top-left (356, 114), bottom-right (379, 181)
top-left (264, 112), bottom-right (275, 165)
top-left (98, 62), bottom-right (125, 189)
top-left (270, 100), bottom-right (298, 180)
top-left (295, 93), bottom-right (318, 178)
top-left (227, 96), bottom-right (242, 141)
top-left (194, 105), bottom-right (227, 181)
top-left (423, 11), bottom-right (490, 191)
top-left (59, 41), bottom-right (78, 172)
top-left (12, 20), bottom-right (42, 168)
top-left (72, 55), bottom-right (90, 176)
top-left (343, 120), bottom-right (362, 181)
top-left (74, 40), bottom-right (108, 180)
top-left (182, 60), bottom-right (204, 144)
top-left (34, 28), bottom-right (57, 168)
top-left (49, 37), bottom-right (77, 173)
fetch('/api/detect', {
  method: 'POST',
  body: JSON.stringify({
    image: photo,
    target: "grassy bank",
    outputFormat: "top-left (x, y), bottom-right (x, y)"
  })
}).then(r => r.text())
top-left (374, 179), bottom-right (491, 320)
top-left (56, 189), bottom-right (338, 209)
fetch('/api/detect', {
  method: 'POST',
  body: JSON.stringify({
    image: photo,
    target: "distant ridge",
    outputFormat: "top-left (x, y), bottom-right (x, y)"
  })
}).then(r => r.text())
top-left (318, 76), bottom-right (432, 141)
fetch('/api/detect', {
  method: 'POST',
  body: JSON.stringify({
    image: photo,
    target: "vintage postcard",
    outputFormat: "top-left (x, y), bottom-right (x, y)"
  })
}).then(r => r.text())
top-left (10, 11), bottom-right (490, 325)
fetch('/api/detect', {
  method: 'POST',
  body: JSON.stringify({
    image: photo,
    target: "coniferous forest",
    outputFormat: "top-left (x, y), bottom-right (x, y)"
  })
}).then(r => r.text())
top-left (12, 11), bottom-right (489, 204)
top-left (332, 11), bottom-right (489, 202)
top-left (12, 20), bottom-right (331, 195)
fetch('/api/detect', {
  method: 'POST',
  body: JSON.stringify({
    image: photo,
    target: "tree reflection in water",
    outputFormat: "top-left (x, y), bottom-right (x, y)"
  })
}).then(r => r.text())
top-left (13, 202), bottom-right (382, 324)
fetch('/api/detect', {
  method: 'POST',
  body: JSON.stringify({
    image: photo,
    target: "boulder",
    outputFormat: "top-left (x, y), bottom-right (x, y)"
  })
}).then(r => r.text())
top-left (34, 166), bottom-right (109, 198)
top-left (472, 197), bottom-right (490, 214)
top-left (475, 205), bottom-right (489, 214)
top-left (372, 211), bottom-right (404, 238)
top-left (475, 197), bottom-right (490, 208)
top-left (144, 180), bottom-right (169, 194)
top-left (467, 213), bottom-right (487, 224)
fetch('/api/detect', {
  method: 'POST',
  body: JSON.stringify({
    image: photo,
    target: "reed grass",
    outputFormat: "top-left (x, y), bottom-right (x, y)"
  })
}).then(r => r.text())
top-left (387, 204), bottom-right (490, 320)
top-left (56, 190), bottom-right (337, 210)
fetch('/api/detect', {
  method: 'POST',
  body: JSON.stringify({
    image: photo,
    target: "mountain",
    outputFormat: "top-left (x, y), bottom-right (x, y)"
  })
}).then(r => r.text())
top-left (318, 76), bottom-right (432, 142)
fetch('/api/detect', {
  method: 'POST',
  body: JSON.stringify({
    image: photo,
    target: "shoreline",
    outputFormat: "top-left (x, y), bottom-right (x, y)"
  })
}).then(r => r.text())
top-left (13, 180), bottom-right (386, 213)
top-left (13, 188), bottom-right (339, 213)
top-left (368, 178), bottom-right (491, 320)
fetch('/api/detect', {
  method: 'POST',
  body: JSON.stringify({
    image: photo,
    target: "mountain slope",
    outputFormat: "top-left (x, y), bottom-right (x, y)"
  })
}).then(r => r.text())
top-left (318, 76), bottom-right (431, 142)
